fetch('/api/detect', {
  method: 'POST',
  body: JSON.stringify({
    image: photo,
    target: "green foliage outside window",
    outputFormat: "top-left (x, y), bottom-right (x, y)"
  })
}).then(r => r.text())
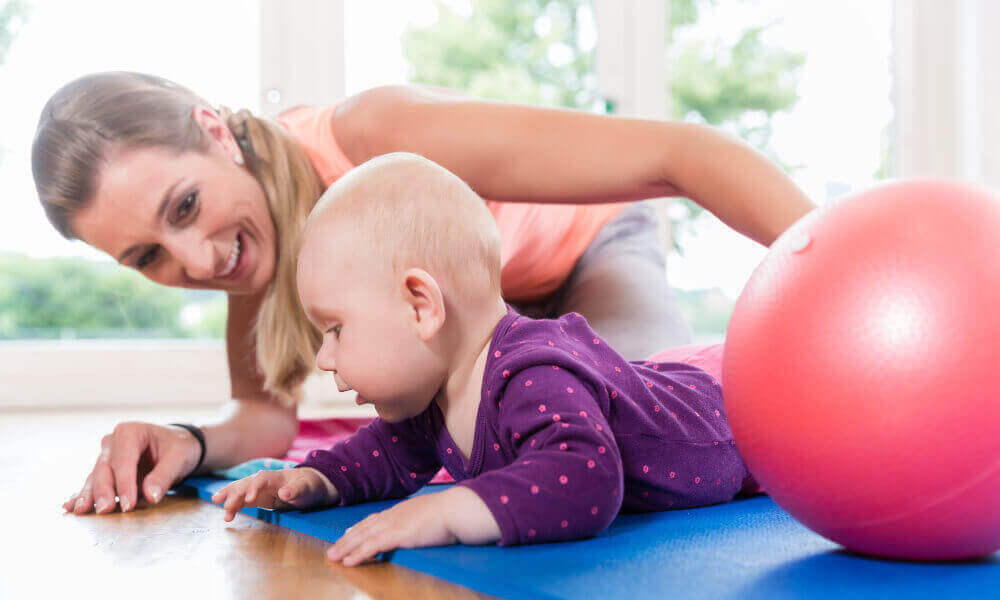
top-left (0, 253), bottom-right (226, 339)
top-left (403, 0), bottom-right (805, 252)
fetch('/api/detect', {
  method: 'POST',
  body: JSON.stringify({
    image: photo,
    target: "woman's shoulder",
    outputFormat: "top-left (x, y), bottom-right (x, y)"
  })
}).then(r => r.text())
top-left (331, 84), bottom-right (465, 163)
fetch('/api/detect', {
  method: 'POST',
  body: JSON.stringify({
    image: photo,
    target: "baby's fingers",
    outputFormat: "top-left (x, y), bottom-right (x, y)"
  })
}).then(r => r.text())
top-left (211, 483), bottom-right (237, 505)
top-left (222, 492), bottom-right (247, 522)
top-left (278, 475), bottom-right (320, 506)
top-left (341, 532), bottom-right (398, 567)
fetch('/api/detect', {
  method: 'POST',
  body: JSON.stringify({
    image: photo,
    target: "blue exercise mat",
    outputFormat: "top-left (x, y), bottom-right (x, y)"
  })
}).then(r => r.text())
top-left (179, 477), bottom-right (999, 599)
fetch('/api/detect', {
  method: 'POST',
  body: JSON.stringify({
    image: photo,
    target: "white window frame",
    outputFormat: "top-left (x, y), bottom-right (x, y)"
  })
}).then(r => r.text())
top-left (893, 0), bottom-right (1000, 186)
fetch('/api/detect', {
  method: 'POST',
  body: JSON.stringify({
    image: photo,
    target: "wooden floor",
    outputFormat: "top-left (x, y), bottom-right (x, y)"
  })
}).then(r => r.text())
top-left (0, 407), bottom-right (491, 599)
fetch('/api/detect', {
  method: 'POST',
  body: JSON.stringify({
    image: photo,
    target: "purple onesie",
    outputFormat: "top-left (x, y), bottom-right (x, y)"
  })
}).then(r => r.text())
top-left (299, 304), bottom-right (754, 545)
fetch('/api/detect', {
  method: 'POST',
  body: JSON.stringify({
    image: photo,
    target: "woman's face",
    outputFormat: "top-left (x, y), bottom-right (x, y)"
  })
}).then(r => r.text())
top-left (72, 109), bottom-right (276, 295)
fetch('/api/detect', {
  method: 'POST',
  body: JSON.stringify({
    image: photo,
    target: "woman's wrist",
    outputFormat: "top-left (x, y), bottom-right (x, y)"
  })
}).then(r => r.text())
top-left (196, 397), bottom-right (299, 472)
top-left (167, 423), bottom-right (206, 479)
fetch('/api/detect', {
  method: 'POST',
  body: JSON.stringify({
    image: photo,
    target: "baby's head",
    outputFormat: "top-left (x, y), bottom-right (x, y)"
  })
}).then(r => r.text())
top-left (296, 152), bottom-right (504, 421)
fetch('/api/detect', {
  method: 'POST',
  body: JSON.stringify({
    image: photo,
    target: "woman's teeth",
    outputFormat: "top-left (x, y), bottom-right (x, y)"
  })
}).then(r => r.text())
top-left (219, 235), bottom-right (242, 278)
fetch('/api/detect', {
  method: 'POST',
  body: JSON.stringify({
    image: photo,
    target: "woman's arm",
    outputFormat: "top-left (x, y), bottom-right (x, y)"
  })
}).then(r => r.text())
top-left (201, 291), bottom-right (302, 471)
top-left (333, 85), bottom-right (815, 247)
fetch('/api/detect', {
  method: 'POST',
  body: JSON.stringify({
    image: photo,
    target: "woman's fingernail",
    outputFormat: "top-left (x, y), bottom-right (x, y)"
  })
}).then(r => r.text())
top-left (75, 497), bottom-right (87, 511)
top-left (120, 496), bottom-right (132, 511)
top-left (149, 486), bottom-right (162, 502)
top-left (95, 497), bottom-right (110, 513)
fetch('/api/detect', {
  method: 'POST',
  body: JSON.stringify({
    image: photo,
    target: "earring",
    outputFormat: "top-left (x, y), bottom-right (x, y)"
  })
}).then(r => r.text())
top-left (234, 153), bottom-right (245, 166)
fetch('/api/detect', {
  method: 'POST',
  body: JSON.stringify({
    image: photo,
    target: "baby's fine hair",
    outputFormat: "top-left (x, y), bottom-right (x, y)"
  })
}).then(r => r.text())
top-left (303, 153), bottom-right (503, 302)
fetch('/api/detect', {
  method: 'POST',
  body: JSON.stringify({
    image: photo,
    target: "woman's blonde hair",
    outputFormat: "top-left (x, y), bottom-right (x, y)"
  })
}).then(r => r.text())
top-left (31, 71), bottom-right (323, 403)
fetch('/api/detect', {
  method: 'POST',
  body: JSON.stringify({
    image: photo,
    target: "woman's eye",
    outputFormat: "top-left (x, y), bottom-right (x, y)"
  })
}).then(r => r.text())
top-left (137, 247), bottom-right (159, 270)
top-left (329, 324), bottom-right (342, 337)
top-left (174, 191), bottom-right (198, 222)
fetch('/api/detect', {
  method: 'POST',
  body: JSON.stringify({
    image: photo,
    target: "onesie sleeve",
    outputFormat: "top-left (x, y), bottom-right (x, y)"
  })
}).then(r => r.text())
top-left (458, 365), bottom-right (624, 545)
top-left (296, 416), bottom-right (441, 506)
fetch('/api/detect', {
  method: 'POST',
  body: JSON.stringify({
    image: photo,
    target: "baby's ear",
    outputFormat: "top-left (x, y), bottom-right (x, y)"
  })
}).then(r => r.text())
top-left (401, 268), bottom-right (445, 342)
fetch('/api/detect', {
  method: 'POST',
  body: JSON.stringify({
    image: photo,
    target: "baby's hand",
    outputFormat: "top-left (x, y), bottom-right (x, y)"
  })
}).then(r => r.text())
top-left (326, 492), bottom-right (455, 566)
top-left (211, 467), bottom-right (338, 522)
top-left (327, 486), bottom-right (500, 566)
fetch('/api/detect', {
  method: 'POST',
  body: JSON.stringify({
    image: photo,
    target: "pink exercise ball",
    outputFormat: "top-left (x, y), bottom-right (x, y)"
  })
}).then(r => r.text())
top-left (722, 179), bottom-right (1000, 560)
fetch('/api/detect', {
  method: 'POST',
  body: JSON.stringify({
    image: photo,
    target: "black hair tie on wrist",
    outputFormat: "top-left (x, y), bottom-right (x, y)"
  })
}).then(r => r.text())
top-left (168, 423), bottom-right (206, 481)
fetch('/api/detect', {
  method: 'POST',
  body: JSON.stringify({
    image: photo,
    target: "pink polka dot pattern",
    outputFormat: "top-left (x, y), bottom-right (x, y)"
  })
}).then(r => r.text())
top-left (340, 465), bottom-right (348, 472)
top-left (295, 311), bottom-right (740, 545)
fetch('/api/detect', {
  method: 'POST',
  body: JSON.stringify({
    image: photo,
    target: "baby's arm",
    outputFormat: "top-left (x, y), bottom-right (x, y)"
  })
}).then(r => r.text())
top-left (297, 416), bottom-right (442, 506)
top-left (459, 365), bottom-right (624, 545)
top-left (329, 365), bottom-right (624, 562)
top-left (211, 467), bottom-right (338, 521)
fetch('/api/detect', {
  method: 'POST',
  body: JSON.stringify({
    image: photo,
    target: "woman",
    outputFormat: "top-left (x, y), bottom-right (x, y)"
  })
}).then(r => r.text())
top-left (33, 72), bottom-right (813, 515)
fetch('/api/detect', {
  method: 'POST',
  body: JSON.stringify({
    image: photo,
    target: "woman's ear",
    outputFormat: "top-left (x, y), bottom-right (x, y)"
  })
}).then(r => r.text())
top-left (401, 268), bottom-right (446, 342)
top-left (191, 106), bottom-right (237, 155)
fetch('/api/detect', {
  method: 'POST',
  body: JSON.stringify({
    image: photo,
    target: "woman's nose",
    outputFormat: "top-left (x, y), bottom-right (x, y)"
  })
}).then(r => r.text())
top-left (166, 234), bottom-right (217, 281)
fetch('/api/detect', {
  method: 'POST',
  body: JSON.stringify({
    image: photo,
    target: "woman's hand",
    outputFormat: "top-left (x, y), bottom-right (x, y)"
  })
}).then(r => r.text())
top-left (211, 467), bottom-right (339, 522)
top-left (61, 422), bottom-right (201, 515)
top-left (326, 486), bottom-right (500, 566)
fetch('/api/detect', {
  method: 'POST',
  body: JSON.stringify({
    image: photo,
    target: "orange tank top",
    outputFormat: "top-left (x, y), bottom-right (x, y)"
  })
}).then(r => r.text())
top-left (277, 105), bottom-right (626, 302)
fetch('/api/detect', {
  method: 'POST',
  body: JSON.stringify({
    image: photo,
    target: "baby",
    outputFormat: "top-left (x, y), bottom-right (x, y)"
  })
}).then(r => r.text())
top-left (212, 153), bottom-right (755, 565)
